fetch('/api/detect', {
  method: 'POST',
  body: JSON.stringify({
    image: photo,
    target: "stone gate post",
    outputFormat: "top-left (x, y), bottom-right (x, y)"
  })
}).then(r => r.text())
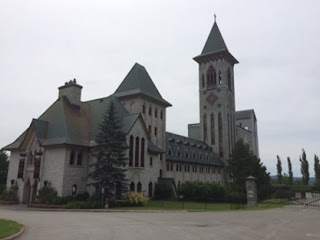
top-left (246, 176), bottom-right (258, 208)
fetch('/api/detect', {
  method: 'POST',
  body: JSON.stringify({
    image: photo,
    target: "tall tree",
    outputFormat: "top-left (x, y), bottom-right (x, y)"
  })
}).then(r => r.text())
top-left (287, 157), bottom-right (293, 185)
top-left (227, 139), bottom-right (271, 199)
top-left (300, 149), bottom-right (309, 185)
top-left (276, 155), bottom-right (283, 184)
top-left (314, 154), bottom-right (320, 182)
top-left (0, 151), bottom-right (9, 184)
top-left (88, 101), bottom-right (128, 200)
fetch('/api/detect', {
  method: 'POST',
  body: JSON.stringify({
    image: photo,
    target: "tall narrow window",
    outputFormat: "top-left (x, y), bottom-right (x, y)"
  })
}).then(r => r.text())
top-left (130, 181), bottom-right (135, 192)
top-left (203, 114), bottom-right (207, 141)
top-left (201, 73), bottom-right (205, 88)
top-left (69, 150), bottom-right (75, 165)
top-left (219, 70), bottom-right (222, 84)
top-left (149, 106), bottom-right (152, 116)
top-left (148, 125), bottom-right (151, 134)
top-left (154, 127), bottom-right (157, 136)
top-left (155, 109), bottom-right (158, 118)
top-left (150, 157), bottom-right (153, 166)
top-left (228, 113), bottom-right (231, 156)
top-left (148, 182), bottom-right (153, 198)
top-left (129, 136), bottom-right (134, 166)
top-left (211, 113), bottom-right (215, 145)
top-left (206, 65), bottom-right (217, 87)
top-left (142, 105), bottom-right (146, 113)
top-left (160, 111), bottom-right (163, 119)
top-left (137, 182), bottom-right (142, 193)
top-left (218, 112), bottom-right (223, 157)
top-left (141, 138), bottom-right (145, 167)
top-left (135, 137), bottom-right (140, 167)
top-left (77, 152), bottom-right (82, 166)
top-left (228, 68), bottom-right (232, 90)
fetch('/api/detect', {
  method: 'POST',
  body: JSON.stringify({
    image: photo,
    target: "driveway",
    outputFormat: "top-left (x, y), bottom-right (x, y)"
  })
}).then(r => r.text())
top-left (0, 205), bottom-right (319, 240)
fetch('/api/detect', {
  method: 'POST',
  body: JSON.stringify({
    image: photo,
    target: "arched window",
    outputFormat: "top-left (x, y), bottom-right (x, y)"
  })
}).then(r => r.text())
top-left (69, 150), bottom-right (75, 165)
top-left (228, 68), bottom-right (232, 90)
top-left (201, 73), bottom-right (205, 88)
top-left (203, 114), bottom-right (207, 141)
top-left (206, 65), bottom-right (217, 87)
top-left (135, 137), bottom-right (140, 167)
top-left (27, 151), bottom-right (33, 165)
top-left (148, 182), bottom-right (153, 198)
top-left (219, 70), bottom-right (222, 84)
top-left (218, 112), bottom-right (223, 157)
top-left (130, 181), bottom-right (135, 192)
top-left (228, 113), bottom-right (231, 156)
top-left (129, 136), bottom-right (134, 166)
top-left (185, 151), bottom-right (189, 158)
top-left (77, 152), bottom-right (82, 166)
top-left (211, 113), bottom-right (215, 145)
top-left (141, 138), bottom-right (145, 167)
top-left (137, 182), bottom-right (142, 193)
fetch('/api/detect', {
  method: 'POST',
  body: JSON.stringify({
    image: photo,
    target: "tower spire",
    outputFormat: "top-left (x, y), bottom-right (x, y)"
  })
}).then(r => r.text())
top-left (214, 14), bottom-right (216, 22)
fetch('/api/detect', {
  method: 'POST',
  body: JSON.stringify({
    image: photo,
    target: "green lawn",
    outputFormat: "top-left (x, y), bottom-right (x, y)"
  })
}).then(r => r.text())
top-left (0, 219), bottom-right (22, 239)
top-left (115, 200), bottom-right (285, 212)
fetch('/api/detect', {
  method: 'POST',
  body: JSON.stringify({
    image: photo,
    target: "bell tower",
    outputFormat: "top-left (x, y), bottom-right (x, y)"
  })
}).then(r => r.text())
top-left (193, 18), bottom-right (238, 161)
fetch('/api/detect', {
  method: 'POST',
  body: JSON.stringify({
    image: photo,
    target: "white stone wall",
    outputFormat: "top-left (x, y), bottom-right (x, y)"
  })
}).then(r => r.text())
top-left (41, 147), bottom-right (67, 196)
top-left (62, 148), bottom-right (89, 196)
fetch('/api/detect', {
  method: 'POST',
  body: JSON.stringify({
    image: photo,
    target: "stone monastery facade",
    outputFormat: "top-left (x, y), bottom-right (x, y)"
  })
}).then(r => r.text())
top-left (4, 20), bottom-right (259, 203)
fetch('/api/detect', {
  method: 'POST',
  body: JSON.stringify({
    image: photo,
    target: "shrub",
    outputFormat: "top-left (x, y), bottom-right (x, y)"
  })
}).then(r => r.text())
top-left (64, 201), bottom-right (101, 209)
top-left (126, 192), bottom-right (149, 206)
top-left (0, 184), bottom-right (5, 196)
top-left (226, 191), bottom-right (246, 203)
top-left (75, 192), bottom-right (90, 201)
top-left (0, 185), bottom-right (19, 201)
top-left (154, 183), bottom-right (173, 200)
top-left (37, 184), bottom-right (57, 204)
top-left (273, 189), bottom-right (292, 199)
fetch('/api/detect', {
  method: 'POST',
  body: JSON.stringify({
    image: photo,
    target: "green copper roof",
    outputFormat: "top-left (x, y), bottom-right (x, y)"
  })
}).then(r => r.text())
top-left (201, 21), bottom-right (228, 55)
top-left (114, 63), bottom-right (171, 107)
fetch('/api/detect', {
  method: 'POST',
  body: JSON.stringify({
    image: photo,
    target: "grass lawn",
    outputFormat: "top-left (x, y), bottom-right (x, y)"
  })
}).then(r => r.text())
top-left (115, 200), bottom-right (286, 212)
top-left (0, 219), bottom-right (22, 239)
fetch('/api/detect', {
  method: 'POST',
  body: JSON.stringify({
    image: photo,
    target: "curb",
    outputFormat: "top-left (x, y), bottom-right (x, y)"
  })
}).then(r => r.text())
top-left (1, 225), bottom-right (24, 240)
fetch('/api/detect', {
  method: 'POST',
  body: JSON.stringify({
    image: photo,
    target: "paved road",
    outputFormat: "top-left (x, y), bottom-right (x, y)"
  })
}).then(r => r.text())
top-left (0, 205), bottom-right (320, 240)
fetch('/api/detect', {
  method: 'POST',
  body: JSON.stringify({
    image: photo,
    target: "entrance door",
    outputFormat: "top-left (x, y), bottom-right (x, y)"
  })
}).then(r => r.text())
top-left (23, 179), bottom-right (31, 204)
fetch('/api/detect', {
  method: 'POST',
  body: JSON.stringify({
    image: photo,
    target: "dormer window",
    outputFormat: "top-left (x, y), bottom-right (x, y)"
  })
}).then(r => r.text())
top-left (177, 149), bottom-right (182, 157)
top-left (168, 148), bottom-right (173, 156)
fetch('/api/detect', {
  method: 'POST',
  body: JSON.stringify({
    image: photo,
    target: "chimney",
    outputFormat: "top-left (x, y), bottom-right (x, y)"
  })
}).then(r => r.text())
top-left (58, 79), bottom-right (83, 106)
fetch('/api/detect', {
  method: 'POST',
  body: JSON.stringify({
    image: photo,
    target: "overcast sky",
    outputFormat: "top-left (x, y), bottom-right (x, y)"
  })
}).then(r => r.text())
top-left (0, 0), bottom-right (319, 177)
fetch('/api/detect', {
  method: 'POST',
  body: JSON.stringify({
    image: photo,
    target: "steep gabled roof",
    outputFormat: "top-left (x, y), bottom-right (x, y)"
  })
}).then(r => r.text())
top-left (194, 20), bottom-right (238, 64)
top-left (201, 21), bottom-right (228, 55)
top-left (114, 63), bottom-right (171, 107)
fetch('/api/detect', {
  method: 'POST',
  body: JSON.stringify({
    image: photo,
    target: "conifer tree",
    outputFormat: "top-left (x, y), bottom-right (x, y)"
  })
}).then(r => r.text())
top-left (314, 155), bottom-right (320, 182)
top-left (276, 155), bottom-right (283, 184)
top-left (227, 139), bottom-right (271, 199)
top-left (88, 100), bottom-right (128, 200)
top-left (287, 157), bottom-right (293, 185)
top-left (0, 151), bottom-right (9, 184)
top-left (299, 149), bottom-right (309, 185)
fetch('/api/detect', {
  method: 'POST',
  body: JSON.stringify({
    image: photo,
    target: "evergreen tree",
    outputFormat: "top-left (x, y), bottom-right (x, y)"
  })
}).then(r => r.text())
top-left (88, 100), bottom-right (128, 200)
top-left (276, 155), bottom-right (283, 184)
top-left (299, 149), bottom-right (309, 185)
top-left (314, 154), bottom-right (320, 181)
top-left (287, 157), bottom-right (293, 185)
top-left (0, 151), bottom-right (9, 184)
top-left (227, 139), bottom-right (271, 199)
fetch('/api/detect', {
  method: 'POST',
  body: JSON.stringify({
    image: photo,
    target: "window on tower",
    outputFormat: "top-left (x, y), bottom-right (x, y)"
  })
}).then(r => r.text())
top-left (202, 73), bottom-right (205, 88)
top-left (206, 65), bottom-right (216, 87)
top-left (203, 114), bottom-right (207, 141)
top-left (211, 113), bottom-right (215, 145)
top-left (228, 68), bottom-right (232, 90)
top-left (219, 70), bottom-right (222, 84)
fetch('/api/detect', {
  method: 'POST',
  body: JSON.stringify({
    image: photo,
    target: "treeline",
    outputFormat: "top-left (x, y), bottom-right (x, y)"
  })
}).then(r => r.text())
top-left (276, 149), bottom-right (320, 189)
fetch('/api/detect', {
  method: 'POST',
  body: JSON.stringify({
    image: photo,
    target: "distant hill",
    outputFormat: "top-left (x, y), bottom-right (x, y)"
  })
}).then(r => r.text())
top-left (270, 175), bottom-right (315, 185)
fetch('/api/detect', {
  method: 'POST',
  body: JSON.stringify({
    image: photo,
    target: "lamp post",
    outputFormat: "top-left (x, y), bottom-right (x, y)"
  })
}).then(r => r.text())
top-left (179, 195), bottom-right (184, 209)
top-left (101, 187), bottom-right (105, 209)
